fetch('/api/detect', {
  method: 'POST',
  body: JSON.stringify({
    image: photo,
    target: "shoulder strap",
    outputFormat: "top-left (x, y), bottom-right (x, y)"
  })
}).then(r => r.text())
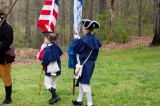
top-left (82, 49), bottom-right (93, 65)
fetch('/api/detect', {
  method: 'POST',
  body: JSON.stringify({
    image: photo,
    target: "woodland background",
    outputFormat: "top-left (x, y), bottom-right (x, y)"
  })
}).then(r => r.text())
top-left (1, 1), bottom-right (160, 105)
top-left (0, 0), bottom-right (157, 48)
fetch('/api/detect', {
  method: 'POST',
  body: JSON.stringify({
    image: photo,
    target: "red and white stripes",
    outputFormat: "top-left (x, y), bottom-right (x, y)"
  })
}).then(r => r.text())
top-left (37, 0), bottom-right (59, 32)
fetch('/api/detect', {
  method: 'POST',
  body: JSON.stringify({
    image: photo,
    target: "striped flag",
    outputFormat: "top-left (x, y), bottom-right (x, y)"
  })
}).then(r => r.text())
top-left (74, 0), bottom-right (83, 37)
top-left (37, 0), bottom-right (59, 32)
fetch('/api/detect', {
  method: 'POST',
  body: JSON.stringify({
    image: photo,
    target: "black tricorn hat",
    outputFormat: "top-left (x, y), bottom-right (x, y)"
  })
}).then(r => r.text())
top-left (82, 19), bottom-right (100, 29)
top-left (0, 9), bottom-right (5, 16)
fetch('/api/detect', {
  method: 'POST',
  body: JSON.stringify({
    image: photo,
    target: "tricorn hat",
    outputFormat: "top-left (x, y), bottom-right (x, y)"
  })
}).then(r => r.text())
top-left (82, 19), bottom-right (100, 29)
top-left (0, 9), bottom-right (6, 16)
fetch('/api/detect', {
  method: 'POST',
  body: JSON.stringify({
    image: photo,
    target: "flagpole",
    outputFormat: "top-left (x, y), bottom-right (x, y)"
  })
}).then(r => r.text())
top-left (73, 0), bottom-right (76, 96)
top-left (48, 0), bottom-right (55, 32)
top-left (72, 0), bottom-right (83, 96)
top-left (38, 68), bottom-right (43, 96)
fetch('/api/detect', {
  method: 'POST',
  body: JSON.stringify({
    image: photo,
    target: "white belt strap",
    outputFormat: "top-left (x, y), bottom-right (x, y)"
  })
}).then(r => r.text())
top-left (76, 49), bottom-right (93, 65)
top-left (82, 49), bottom-right (93, 65)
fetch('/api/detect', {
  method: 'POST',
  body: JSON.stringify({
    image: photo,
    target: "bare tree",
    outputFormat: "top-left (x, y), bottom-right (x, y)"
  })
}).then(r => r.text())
top-left (8, 0), bottom-right (14, 27)
top-left (150, 0), bottom-right (160, 46)
top-left (82, 0), bottom-right (88, 19)
top-left (109, 0), bottom-right (115, 35)
top-left (24, 0), bottom-right (31, 47)
top-left (34, 0), bottom-right (42, 33)
top-left (59, 0), bottom-right (66, 46)
top-left (138, 0), bottom-right (142, 36)
top-left (69, 0), bottom-right (73, 42)
top-left (89, 0), bottom-right (93, 20)
top-left (33, 0), bottom-right (43, 48)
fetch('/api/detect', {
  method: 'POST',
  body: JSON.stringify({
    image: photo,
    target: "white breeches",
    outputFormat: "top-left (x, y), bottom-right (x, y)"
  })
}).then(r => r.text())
top-left (79, 83), bottom-right (91, 93)
top-left (44, 75), bottom-right (58, 89)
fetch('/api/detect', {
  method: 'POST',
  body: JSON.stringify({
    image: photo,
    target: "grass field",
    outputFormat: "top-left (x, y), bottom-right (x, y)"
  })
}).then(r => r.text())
top-left (0, 46), bottom-right (160, 106)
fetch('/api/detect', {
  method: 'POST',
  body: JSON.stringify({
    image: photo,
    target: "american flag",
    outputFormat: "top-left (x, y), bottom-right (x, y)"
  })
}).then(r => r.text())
top-left (37, 0), bottom-right (59, 32)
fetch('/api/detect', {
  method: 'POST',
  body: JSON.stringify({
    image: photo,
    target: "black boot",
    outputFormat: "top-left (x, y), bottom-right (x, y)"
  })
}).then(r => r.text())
top-left (2, 85), bottom-right (12, 105)
top-left (72, 100), bottom-right (82, 105)
top-left (48, 87), bottom-right (60, 104)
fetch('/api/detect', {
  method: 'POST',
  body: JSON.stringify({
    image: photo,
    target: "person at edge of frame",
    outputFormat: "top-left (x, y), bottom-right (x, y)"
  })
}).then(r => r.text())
top-left (0, 9), bottom-right (14, 105)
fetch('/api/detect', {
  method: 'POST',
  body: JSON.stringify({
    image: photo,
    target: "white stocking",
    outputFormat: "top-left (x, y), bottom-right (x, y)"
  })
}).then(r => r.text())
top-left (86, 91), bottom-right (93, 106)
top-left (77, 87), bottom-right (83, 102)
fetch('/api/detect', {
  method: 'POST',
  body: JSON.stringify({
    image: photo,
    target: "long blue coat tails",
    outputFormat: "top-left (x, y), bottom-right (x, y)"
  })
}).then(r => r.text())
top-left (72, 32), bottom-right (102, 84)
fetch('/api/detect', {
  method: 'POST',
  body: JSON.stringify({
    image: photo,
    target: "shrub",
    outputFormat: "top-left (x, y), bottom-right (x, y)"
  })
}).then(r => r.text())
top-left (112, 20), bottom-right (130, 43)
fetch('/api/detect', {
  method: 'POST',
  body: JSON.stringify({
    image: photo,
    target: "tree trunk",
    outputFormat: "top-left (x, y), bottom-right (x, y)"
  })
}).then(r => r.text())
top-left (82, 0), bottom-right (87, 19)
top-left (151, 0), bottom-right (160, 46)
top-left (138, 0), bottom-right (142, 36)
top-left (109, 0), bottom-right (115, 35)
top-left (34, 0), bottom-right (43, 48)
top-left (89, 0), bottom-right (93, 20)
top-left (99, 0), bottom-right (107, 13)
top-left (24, 0), bottom-right (31, 47)
top-left (8, 0), bottom-right (14, 27)
top-left (96, 0), bottom-right (99, 18)
top-left (69, 0), bottom-right (73, 42)
top-left (62, 0), bottom-right (66, 46)
top-left (58, 0), bottom-right (62, 46)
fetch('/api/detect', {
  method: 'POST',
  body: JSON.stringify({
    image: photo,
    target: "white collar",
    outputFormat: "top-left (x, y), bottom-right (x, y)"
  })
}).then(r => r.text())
top-left (48, 44), bottom-right (52, 46)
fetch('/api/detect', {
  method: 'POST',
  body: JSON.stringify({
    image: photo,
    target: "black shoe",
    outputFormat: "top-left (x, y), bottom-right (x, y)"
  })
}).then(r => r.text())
top-left (86, 105), bottom-right (94, 106)
top-left (56, 96), bottom-right (61, 101)
top-left (48, 96), bottom-right (61, 104)
top-left (2, 99), bottom-right (12, 105)
top-left (48, 88), bottom-right (61, 103)
top-left (2, 86), bottom-right (12, 105)
top-left (72, 100), bottom-right (82, 105)
top-left (48, 98), bottom-right (57, 104)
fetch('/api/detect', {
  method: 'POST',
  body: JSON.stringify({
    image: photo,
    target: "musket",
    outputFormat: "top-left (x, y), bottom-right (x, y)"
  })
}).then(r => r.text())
top-left (38, 68), bottom-right (43, 96)
top-left (0, 0), bottom-right (17, 26)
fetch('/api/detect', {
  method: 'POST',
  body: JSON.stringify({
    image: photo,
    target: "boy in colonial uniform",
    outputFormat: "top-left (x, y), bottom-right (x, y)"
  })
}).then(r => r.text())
top-left (71, 19), bottom-right (102, 106)
top-left (37, 32), bottom-right (63, 105)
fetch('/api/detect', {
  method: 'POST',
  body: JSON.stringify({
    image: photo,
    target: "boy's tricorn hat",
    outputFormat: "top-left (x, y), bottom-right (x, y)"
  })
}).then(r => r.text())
top-left (82, 19), bottom-right (100, 29)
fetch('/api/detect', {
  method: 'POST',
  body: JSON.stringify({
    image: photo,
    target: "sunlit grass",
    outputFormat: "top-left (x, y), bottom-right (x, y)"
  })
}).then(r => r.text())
top-left (0, 46), bottom-right (160, 105)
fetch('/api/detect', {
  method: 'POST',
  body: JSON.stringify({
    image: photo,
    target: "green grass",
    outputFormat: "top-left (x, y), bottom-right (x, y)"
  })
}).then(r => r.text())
top-left (1, 46), bottom-right (160, 106)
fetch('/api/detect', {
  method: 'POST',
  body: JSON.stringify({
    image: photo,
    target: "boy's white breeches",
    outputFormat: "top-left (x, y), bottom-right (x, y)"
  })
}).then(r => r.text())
top-left (44, 75), bottom-right (57, 89)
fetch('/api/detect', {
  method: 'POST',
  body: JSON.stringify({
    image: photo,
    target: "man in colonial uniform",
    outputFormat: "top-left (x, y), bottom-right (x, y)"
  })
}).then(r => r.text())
top-left (72, 19), bottom-right (102, 106)
top-left (0, 9), bottom-right (14, 105)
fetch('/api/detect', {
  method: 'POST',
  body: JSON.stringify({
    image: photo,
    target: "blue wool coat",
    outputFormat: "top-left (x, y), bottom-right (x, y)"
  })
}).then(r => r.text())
top-left (72, 32), bottom-right (102, 84)
top-left (42, 42), bottom-right (63, 76)
top-left (68, 40), bottom-right (77, 69)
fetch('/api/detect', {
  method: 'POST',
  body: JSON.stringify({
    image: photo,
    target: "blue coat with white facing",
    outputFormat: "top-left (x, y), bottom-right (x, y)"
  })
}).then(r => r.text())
top-left (42, 42), bottom-right (63, 76)
top-left (72, 32), bottom-right (102, 84)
